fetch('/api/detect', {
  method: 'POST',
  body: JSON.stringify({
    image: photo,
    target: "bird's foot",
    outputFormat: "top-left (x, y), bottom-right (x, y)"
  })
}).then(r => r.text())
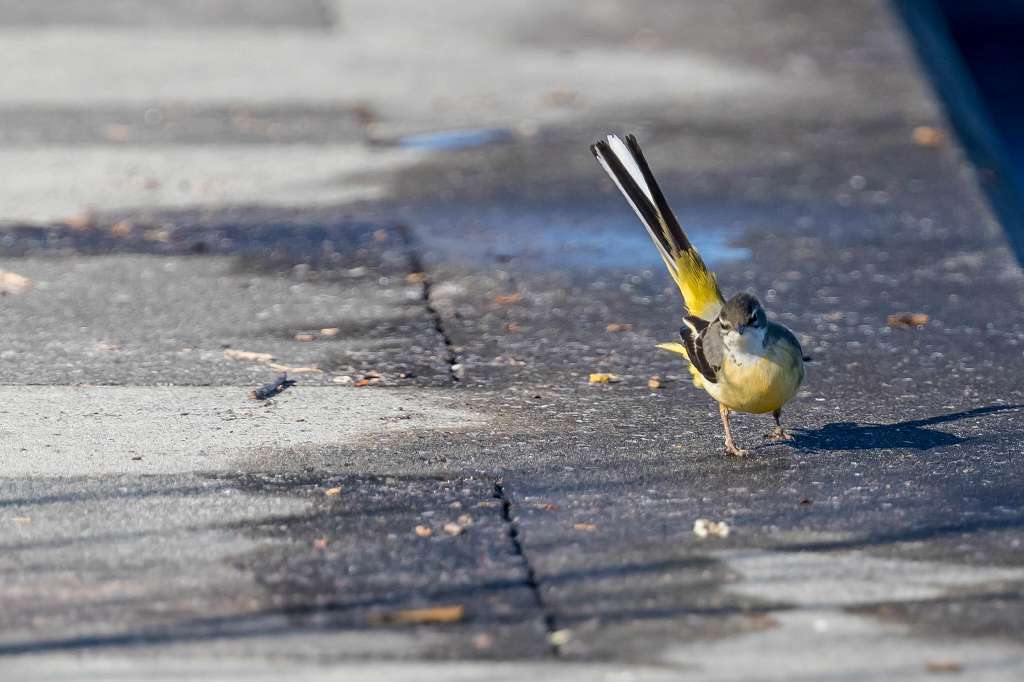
top-left (724, 441), bottom-right (748, 457)
top-left (763, 427), bottom-right (795, 442)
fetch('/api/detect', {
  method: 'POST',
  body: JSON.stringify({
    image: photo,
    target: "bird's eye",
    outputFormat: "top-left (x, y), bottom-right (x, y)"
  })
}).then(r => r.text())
top-left (719, 320), bottom-right (731, 330)
top-left (748, 314), bottom-right (757, 325)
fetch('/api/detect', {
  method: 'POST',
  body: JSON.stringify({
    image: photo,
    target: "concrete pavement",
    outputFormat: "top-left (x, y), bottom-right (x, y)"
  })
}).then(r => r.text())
top-left (2, 0), bottom-right (1024, 679)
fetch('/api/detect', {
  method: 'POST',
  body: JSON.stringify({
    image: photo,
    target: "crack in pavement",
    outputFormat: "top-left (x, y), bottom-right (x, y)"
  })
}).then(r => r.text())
top-left (397, 223), bottom-right (462, 384)
top-left (493, 481), bottom-right (561, 657)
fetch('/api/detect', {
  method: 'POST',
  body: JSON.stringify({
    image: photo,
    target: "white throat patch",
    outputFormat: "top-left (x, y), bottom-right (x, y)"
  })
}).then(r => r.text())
top-left (723, 326), bottom-right (768, 366)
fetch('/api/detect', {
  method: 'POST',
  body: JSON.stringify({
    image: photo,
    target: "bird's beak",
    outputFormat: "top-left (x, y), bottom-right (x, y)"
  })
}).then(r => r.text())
top-left (736, 323), bottom-right (747, 335)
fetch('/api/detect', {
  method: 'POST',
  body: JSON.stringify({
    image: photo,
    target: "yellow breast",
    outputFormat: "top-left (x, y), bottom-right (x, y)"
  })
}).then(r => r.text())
top-left (704, 347), bottom-right (804, 414)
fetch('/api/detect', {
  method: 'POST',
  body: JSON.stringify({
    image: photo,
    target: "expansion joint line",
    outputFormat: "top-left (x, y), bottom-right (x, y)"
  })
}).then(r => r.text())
top-left (395, 224), bottom-right (461, 384)
top-left (493, 481), bottom-right (561, 656)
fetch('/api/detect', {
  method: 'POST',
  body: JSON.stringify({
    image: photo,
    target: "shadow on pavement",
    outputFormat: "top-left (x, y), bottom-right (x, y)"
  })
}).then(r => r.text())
top-left (791, 404), bottom-right (1024, 452)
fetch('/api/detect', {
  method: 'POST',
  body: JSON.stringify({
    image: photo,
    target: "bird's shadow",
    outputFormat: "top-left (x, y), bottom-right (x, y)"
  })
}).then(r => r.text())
top-left (785, 404), bottom-right (1024, 452)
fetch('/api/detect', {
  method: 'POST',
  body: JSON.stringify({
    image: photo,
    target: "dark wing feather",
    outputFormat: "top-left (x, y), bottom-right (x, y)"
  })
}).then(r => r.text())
top-left (680, 316), bottom-right (717, 383)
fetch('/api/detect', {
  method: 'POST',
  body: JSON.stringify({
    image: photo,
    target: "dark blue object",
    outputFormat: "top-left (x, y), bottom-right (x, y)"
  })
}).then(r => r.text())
top-left (894, 0), bottom-right (1024, 264)
top-left (251, 373), bottom-right (297, 400)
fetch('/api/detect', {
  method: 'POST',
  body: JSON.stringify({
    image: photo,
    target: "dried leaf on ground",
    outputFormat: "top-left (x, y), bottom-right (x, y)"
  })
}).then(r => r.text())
top-left (539, 502), bottom-right (559, 511)
top-left (541, 89), bottom-right (580, 108)
top-left (589, 373), bottom-right (621, 384)
top-left (693, 518), bottom-right (731, 539)
top-left (332, 375), bottom-right (353, 384)
top-left (492, 355), bottom-right (527, 366)
top-left (312, 537), bottom-right (328, 549)
top-left (224, 349), bottom-right (274, 363)
top-left (320, 328), bottom-right (340, 337)
top-left (504, 322), bottom-right (522, 333)
top-left (414, 525), bottom-right (432, 537)
top-left (370, 604), bottom-right (465, 625)
top-left (887, 313), bottom-right (929, 328)
top-left (573, 522), bottom-right (598, 532)
top-left (0, 271), bottom-right (33, 295)
top-left (405, 272), bottom-right (426, 284)
top-left (294, 333), bottom-right (315, 342)
top-left (456, 514), bottom-right (473, 525)
top-left (12, 517), bottom-right (31, 524)
top-left (443, 522), bottom-right (465, 536)
top-left (103, 123), bottom-right (133, 142)
top-left (65, 211), bottom-right (95, 231)
top-left (648, 376), bottom-right (663, 389)
top-left (912, 126), bottom-right (946, 147)
top-left (109, 220), bottom-right (133, 237)
top-left (606, 323), bottom-right (633, 332)
top-left (925, 661), bottom-right (962, 673)
top-left (268, 363), bottom-right (322, 373)
top-left (494, 293), bottom-right (522, 304)
top-left (471, 633), bottom-right (494, 650)
top-left (323, 487), bottom-right (342, 497)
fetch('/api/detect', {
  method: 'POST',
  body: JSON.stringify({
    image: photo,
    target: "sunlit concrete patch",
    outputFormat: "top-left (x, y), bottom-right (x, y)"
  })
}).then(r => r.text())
top-left (0, 657), bottom-right (690, 682)
top-left (0, 145), bottom-right (425, 224)
top-left (0, 0), bottom-right (332, 28)
top-left (0, 2), bottom-right (809, 128)
top-left (0, 387), bottom-right (487, 476)
top-left (656, 549), bottom-right (1024, 679)
top-left (663, 608), bottom-right (1023, 681)
top-left (721, 549), bottom-right (1024, 607)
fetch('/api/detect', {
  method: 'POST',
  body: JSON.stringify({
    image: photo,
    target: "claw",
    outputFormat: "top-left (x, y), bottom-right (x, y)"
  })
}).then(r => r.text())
top-left (764, 427), bottom-right (795, 442)
top-left (724, 443), bottom-right (749, 457)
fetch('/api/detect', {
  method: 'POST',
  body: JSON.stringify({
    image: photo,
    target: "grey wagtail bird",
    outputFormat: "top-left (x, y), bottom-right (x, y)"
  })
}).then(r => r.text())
top-left (591, 133), bottom-right (804, 456)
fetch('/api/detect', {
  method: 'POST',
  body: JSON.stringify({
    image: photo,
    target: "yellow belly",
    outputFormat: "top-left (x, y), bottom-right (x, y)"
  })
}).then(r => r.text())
top-left (704, 353), bottom-right (803, 414)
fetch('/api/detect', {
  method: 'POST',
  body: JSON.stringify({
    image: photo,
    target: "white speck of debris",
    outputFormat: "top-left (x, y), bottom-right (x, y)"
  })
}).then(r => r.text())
top-left (693, 518), bottom-right (731, 539)
top-left (0, 271), bottom-right (32, 295)
top-left (548, 629), bottom-right (572, 647)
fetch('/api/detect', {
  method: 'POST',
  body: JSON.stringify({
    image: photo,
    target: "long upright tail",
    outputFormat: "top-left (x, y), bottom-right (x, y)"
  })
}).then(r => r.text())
top-left (591, 133), bottom-right (724, 321)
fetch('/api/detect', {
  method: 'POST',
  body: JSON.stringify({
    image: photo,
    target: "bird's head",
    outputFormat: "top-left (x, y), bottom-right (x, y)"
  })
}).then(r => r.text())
top-left (718, 292), bottom-right (767, 337)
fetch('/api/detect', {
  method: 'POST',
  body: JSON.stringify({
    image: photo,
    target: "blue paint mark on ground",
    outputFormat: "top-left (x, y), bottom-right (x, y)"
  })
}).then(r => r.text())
top-left (389, 128), bottom-right (515, 151)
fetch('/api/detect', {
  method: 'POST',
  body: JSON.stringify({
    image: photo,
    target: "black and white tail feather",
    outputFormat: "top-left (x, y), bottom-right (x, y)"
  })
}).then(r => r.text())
top-left (590, 134), bottom-right (693, 281)
top-left (590, 133), bottom-right (724, 322)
